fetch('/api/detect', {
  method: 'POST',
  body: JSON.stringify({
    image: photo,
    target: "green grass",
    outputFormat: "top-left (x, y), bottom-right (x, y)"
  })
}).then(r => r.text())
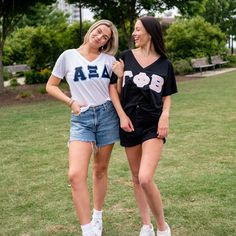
top-left (1, 71), bottom-right (236, 236)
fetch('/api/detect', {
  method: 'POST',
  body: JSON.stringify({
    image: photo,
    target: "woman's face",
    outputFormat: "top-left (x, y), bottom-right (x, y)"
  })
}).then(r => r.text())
top-left (89, 24), bottom-right (112, 49)
top-left (132, 20), bottom-right (151, 48)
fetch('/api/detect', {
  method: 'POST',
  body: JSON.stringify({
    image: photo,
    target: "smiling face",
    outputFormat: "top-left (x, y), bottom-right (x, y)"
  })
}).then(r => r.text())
top-left (132, 20), bottom-right (151, 48)
top-left (89, 24), bottom-right (112, 49)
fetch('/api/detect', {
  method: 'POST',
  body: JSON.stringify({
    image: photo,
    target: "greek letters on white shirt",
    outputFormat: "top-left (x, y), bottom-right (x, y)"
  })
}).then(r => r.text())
top-left (74, 65), bottom-right (110, 81)
top-left (123, 71), bottom-right (164, 93)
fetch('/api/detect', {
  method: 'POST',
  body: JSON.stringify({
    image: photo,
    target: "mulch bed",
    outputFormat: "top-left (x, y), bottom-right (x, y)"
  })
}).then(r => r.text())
top-left (0, 75), bottom-right (197, 107)
top-left (0, 84), bottom-right (54, 106)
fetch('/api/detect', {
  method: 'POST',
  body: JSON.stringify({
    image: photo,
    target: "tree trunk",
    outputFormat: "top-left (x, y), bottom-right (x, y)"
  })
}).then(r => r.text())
top-left (0, 41), bottom-right (4, 94)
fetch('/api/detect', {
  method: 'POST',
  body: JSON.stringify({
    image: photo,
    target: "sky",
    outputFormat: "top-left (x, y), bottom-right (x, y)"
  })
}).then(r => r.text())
top-left (83, 8), bottom-right (94, 21)
top-left (82, 7), bottom-right (179, 21)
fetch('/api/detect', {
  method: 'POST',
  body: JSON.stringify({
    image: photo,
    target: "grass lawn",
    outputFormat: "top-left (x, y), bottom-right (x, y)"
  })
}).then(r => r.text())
top-left (0, 71), bottom-right (236, 236)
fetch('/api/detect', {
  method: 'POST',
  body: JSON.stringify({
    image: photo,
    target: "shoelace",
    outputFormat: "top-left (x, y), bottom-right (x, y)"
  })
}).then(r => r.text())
top-left (140, 226), bottom-right (153, 236)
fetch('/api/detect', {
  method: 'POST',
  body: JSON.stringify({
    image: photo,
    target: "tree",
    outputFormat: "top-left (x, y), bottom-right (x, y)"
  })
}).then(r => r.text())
top-left (16, 2), bottom-right (68, 28)
top-left (0, 0), bottom-right (56, 93)
top-left (4, 3), bottom-right (69, 67)
top-left (201, 0), bottom-right (236, 54)
top-left (165, 16), bottom-right (227, 59)
top-left (68, 0), bottom-right (207, 48)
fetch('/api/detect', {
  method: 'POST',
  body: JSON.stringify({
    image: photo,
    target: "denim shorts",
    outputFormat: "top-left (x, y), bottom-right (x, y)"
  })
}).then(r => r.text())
top-left (70, 100), bottom-right (119, 147)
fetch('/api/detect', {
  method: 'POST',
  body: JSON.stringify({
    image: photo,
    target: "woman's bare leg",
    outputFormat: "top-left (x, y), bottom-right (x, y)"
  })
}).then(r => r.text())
top-left (139, 138), bottom-right (166, 231)
top-left (125, 145), bottom-right (152, 225)
top-left (92, 144), bottom-right (114, 210)
top-left (68, 141), bottom-right (93, 225)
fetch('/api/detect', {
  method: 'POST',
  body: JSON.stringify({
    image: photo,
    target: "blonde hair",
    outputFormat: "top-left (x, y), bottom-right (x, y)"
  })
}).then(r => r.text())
top-left (83, 19), bottom-right (118, 56)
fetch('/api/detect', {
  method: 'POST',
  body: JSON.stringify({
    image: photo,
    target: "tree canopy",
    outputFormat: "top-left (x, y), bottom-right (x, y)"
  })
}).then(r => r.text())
top-left (68, 0), bottom-right (207, 47)
top-left (0, 0), bottom-right (56, 43)
top-left (0, 0), bottom-right (56, 93)
top-left (165, 16), bottom-right (227, 59)
top-left (201, 0), bottom-right (236, 37)
top-left (16, 2), bottom-right (68, 29)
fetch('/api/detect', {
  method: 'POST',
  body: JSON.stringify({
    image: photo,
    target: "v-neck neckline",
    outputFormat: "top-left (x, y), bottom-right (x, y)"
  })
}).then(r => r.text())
top-left (74, 49), bottom-right (102, 63)
top-left (129, 49), bottom-right (160, 69)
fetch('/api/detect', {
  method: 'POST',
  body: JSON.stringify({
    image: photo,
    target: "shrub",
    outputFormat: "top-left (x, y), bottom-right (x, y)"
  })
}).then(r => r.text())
top-left (173, 59), bottom-right (193, 75)
top-left (226, 54), bottom-right (236, 66)
top-left (165, 16), bottom-right (227, 60)
top-left (37, 86), bottom-right (47, 94)
top-left (3, 21), bottom-right (92, 72)
top-left (3, 68), bottom-right (12, 81)
top-left (3, 26), bottom-right (35, 65)
top-left (25, 68), bottom-right (51, 84)
top-left (19, 91), bottom-right (32, 98)
top-left (10, 78), bottom-right (19, 87)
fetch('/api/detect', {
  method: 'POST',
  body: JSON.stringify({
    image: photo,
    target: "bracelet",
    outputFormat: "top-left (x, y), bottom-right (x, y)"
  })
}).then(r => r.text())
top-left (68, 99), bottom-right (75, 107)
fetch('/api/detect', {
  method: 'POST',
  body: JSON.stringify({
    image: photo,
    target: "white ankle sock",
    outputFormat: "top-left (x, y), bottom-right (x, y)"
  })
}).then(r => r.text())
top-left (92, 208), bottom-right (103, 220)
top-left (81, 222), bottom-right (94, 236)
top-left (142, 224), bottom-right (153, 230)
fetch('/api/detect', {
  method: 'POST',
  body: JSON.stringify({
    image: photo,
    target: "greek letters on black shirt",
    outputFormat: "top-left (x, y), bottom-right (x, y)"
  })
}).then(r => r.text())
top-left (111, 49), bottom-right (177, 116)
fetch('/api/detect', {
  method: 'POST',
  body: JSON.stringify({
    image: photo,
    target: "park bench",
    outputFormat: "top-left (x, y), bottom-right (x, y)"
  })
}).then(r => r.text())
top-left (191, 57), bottom-right (215, 74)
top-left (4, 64), bottom-right (31, 76)
top-left (211, 55), bottom-right (229, 68)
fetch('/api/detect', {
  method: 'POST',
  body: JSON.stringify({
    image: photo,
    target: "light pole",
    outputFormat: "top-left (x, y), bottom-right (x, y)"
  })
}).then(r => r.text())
top-left (78, 1), bottom-right (83, 44)
top-left (231, 15), bottom-right (236, 54)
top-left (231, 35), bottom-right (234, 54)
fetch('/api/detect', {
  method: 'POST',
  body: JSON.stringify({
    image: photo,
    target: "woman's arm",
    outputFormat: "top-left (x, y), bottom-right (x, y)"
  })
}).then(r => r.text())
top-left (116, 76), bottom-right (123, 95)
top-left (46, 75), bottom-right (84, 115)
top-left (157, 96), bottom-right (171, 139)
top-left (109, 84), bottom-right (134, 132)
top-left (46, 75), bottom-right (72, 105)
top-left (112, 59), bottom-right (124, 95)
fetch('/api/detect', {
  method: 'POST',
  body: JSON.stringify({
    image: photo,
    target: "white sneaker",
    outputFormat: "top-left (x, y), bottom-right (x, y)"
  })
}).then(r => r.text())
top-left (157, 222), bottom-right (171, 236)
top-left (139, 224), bottom-right (155, 236)
top-left (92, 219), bottom-right (103, 236)
top-left (82, 231), bottom-right (96, 236)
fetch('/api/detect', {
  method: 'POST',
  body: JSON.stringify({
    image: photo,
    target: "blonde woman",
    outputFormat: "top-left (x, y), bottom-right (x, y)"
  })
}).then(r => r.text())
top-left (46, 20), bottom-right (119, 236)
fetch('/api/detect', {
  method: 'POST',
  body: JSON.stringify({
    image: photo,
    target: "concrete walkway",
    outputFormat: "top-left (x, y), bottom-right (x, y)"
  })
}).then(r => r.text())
top-left (4, 77), bottom-right (25, 87)
top-left (186, 67), bottom-right (236, 78)
top-left (4, 68), bottom-right (236, 87)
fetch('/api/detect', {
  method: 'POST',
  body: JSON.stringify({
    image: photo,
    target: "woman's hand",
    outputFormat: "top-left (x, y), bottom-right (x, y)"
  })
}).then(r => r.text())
top-left (112, 59), bottom-right (124, 78)
top-left (157, 96), bottom-right (171, 139)
top-left (71, 100), bottom-right (86, 116)
top-left (157, 113), bottom-right (169, 139)
top-left (120, 114), bottom-right (134, 132)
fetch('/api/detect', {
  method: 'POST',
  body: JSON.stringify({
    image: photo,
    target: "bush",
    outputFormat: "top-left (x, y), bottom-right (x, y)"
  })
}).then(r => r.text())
top-left (3, 68), bottom-right (12, 81)
top-left (3, 27), bottom-right (35, 65)
top-left (19, 91), bottom-right (32, 98)
top-left (3, 20), bottom-right (93, 72)
top-left (165, 16), bottom-right (227, 60)
top-left (37, 86), bottom-right (47, 94)
top-left (226, 54), bottom-right (236, 66)
top-left (25, 68), bottom-right (51, 84)
top-left (10, 78), bottom-right (19, 87)
top-left (173, 59), bottom-right (193, 75)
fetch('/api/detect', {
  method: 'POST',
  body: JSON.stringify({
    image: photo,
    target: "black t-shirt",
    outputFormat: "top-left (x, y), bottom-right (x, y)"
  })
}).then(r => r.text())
top-left (111, 49), bottom-right (177, 117)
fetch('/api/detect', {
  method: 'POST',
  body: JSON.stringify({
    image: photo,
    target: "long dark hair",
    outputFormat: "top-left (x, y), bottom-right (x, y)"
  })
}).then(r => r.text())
top-left (139, 16), bottom-right (167, 58)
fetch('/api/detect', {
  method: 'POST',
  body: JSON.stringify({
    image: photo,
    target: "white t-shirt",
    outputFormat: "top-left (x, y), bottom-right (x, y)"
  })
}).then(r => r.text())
top-left (52, 49), bottom-right (116, 112)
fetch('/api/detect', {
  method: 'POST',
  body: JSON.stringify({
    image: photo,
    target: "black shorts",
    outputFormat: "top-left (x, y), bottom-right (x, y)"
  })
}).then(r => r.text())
top-left (120, 105), bottom-right (165, 147)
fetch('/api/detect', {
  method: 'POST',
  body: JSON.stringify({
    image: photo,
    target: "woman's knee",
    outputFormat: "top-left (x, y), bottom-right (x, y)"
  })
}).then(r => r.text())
top-left (68, 169), bottom-right (87, 186)
top-left (138, 174), bottom-right (153, 190)
top-left (131, 172), bottom-right (140, 185)
top-left (93, 164), bottom-right (108, 179)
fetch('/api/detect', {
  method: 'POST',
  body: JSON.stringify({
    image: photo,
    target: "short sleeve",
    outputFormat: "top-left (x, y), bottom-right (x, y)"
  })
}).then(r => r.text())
top-left (110, 72), bottom-right (118, 84)
top-left (162, 60), bottom-right (178, 96)
top-left (52, 51), bottom-right (67, 79)
top-left (109, 51), bottom-right (127, 84)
